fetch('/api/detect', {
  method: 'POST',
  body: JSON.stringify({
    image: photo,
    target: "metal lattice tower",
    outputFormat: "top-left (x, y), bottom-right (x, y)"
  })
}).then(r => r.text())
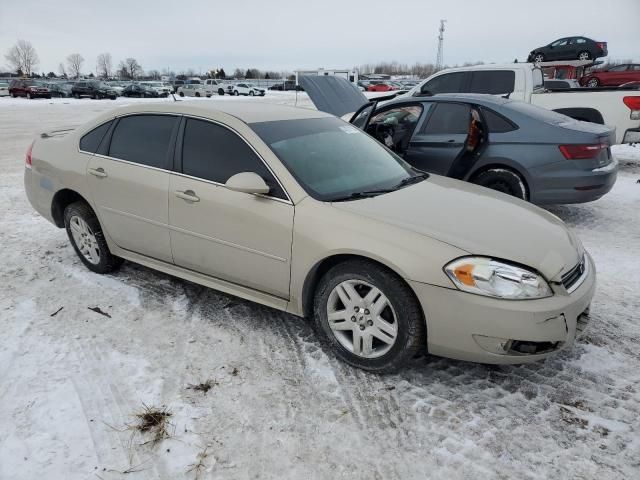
top-left (436, 19), bottom-right (447, 71)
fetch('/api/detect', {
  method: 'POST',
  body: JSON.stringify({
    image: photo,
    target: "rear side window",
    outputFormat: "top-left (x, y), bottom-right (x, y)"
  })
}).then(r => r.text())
top-left (109, 115), bottom-right (178, 168)
top-left (468, 71), bottom-right (515, 95)
top-left (422, 103), bottom-right (470, 135)
top-left (80, 120), bottom-right (113, 153)
top-left (181, 118), bottom-right (286, 199)
top-left (480, 107), bottom-right (517, 133)
top-left (420, 72), bottom-right (466, 95)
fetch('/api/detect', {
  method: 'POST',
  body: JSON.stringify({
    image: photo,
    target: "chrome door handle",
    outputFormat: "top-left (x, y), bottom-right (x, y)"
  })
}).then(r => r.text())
top-left (88, 167), bottom-right (108, 178)
top-left (174, 190), bottom-right (200, 202)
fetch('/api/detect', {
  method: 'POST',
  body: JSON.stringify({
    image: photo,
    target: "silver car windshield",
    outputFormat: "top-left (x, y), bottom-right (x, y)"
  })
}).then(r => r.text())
top-left (251, 117), bottom-right (418, 201)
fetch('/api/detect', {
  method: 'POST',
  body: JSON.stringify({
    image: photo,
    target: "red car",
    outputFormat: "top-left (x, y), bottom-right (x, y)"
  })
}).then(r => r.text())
top-left (367, 83), bottom-right (397, 92)
top-left (580, 64), bottom-right (640, 87)
top-left (9, 79), bottom-right (51, 99)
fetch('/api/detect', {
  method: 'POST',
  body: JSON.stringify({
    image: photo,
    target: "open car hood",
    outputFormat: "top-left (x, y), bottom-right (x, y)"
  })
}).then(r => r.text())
top-left (297, 75), bottom-right (368, 118)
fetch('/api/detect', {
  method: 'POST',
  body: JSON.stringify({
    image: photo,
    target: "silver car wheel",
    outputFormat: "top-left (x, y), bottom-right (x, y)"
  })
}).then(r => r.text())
top-left (578, 51), bottom-right (590, 60)
top-left (69, 215), bottom-right (101, 265)
top-left (534, 54), bottom-right (544, 63)
top-left (326, 280), bottom-right (398, 358)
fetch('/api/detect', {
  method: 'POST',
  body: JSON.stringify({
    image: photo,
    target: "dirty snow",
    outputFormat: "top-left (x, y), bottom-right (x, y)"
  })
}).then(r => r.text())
top-left (1, 95), bottom-right (639, 480)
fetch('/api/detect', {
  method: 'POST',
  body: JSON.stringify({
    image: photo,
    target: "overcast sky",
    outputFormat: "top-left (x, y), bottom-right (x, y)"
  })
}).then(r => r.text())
top-left (1, 0), bottom-right (639, 75)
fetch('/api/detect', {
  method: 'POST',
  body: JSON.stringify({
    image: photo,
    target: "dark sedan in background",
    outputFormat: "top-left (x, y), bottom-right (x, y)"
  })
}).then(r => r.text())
top-left (72, 80), bottom-right (117, 99)
top-left (300, 76), bottom-right (617, 205)
top-left (528, 36), bottom-right (608, 62)
top-left (121, 83), bottom-right (160, 98)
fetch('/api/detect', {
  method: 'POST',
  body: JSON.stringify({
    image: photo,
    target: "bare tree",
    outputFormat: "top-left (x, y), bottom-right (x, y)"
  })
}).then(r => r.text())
top-left (66, 53), bottom-right (84, 78)
top-left (147, 69), bottom-right (161, 80)
top-left (4, 39), bottom-right (40, 75)
top-left (118, 58), bottom-right (142, 79)
top-left (58, 62), bottom-right (67, 78)
top-left (96, 53), bottom-right (112, 78)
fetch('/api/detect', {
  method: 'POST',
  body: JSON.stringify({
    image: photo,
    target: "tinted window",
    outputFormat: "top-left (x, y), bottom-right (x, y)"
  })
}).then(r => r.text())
top-left (109, 115), bottom-right (177, 168)
top-left (420, 72), bottom-right (466, 94)
top-left (480, 107), bottom-right (517, 133)
top-left (575, 38), bottom-right (587, 44)
top-left (468, 71), bottom-right (515, 94)
top-left (80, 121), bottom-right (113, 153)
top-left (609, 65), bottom-right (628, 72)
top-left (422, 103), bottom-right (470, 135)
top-left (181, 119), bottom-right (286, 199)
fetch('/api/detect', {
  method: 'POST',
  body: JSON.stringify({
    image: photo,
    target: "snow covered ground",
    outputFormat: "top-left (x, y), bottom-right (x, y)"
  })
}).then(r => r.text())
top-left (1, 95), bottom-right (639, 480)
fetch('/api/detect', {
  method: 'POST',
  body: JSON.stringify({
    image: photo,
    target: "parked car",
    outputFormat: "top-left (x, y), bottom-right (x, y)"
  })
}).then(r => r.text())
top-left (107, 82), bottom-right (126, 96)
top-left (367, 83), bottom-right (397, 92)
top-left (0, 81), bottom-right (9, 97)
top-left (9, 79), bottom-right (51, 99)
top-left (301, 76), bottom-right (617, 204)
top-left (173, 79), bottom-right (186, 91)
top-left (528, 37), bottom-right (608, 63)
top-left (72, 81), bottom-right (117, 100)
top-left (203, 79), bottom-right (226, 96)
top-left (269, 80), bottom-right (299, 91)
top-left (121, 84), bottom-right (160, 98)
top-left (406, 63), bottom-right (640, 144)
top-left (177, 84), bottom-right (209, 97)
top-left (544, 79), bottom-right (580, 90)
top-left (141, 81), bottom-right (172, 96)
top-left (245, 83), bottom-right (265, 96)
top-left (24, 102), bottom-right (595, 371)
top-left (46, 82), bottom-right (73, 98)
top-left (579, 64), bottom-right (640, 88)
top-left (226, 83), bottom-right (265, 96)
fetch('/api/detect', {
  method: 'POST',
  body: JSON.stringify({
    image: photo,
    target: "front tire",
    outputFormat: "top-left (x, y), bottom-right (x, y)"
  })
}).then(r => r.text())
top-left (195, 92), bottom-right (200, 97)
top-left (234, 90), bottom-right (239, 96)
top-left (26, 92), bottom-right (32, 99)
top-left (249, 90), bottom-right (254, 96)
top-left (179, 92), bottom-right (184, 97)
top-left (586, 77), bottom-right (599, 87)
top-left (472, 168), bottom-right (528, 200)
top-left (533, 53), bottom-right (544, 63)
top-left (313, 259), bottom-right (425, 372)
top-left (64, 201), bottom-right (123, 274)
top-left (218, 88), bottom-right (224, 95)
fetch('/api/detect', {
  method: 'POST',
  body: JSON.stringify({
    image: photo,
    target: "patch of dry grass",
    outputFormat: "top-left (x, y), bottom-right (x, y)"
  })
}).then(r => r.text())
top-left (129, 404), bottom-right (173, 445)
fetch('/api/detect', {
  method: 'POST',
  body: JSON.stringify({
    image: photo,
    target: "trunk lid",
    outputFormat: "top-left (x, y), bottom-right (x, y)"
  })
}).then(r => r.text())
top-left (297, 75), bottom-right (368, 117)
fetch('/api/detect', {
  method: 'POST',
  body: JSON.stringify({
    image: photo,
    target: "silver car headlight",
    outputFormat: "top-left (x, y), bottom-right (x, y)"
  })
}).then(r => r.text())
top-left (444, 257), bottom-right (552, 300)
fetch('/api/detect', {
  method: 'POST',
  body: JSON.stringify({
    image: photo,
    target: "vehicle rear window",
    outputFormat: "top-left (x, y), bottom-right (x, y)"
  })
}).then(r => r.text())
top-left (468, 71), bottom-right (515, 95)
top-left (80, 121), bottom-right (113, 153)
top-left (181, 118), bottom-right (286, 199)
top-left (503, 100), bottom-right (573, 126)
top-left (108, 115), bottom-right (178, 168)
top-left (420, 72), bottom-right (466, 95)
top-left (479, 107), bottom-right (517, 133)
top-left (422, 102), bottom-right (470, 135)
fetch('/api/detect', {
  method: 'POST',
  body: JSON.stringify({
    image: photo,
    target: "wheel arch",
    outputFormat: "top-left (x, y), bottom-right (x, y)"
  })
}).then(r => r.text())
top-left (51, 189), bottom-right (91, 228)
top-left (552, 107), bottom-right (604, 124)
top-left (300, 253), bottom-right (424, 322)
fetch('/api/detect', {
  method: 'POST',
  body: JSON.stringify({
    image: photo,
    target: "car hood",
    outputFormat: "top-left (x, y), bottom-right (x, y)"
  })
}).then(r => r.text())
top-left (331, 175), bottom-right (582, 280)
top-left (298, 75), bottom-right (368, 117)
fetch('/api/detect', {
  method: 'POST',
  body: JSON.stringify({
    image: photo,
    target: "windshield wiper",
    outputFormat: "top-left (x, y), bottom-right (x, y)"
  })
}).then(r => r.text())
top-left (329, 172), bottom-right (430, 202)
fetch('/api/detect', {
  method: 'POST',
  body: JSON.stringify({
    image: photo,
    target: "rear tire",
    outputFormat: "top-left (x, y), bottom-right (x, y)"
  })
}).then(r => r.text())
top-left (218, 88), bottom-right (224, 95)
top-left (195, 92), bottom-right (200, 97)
top-left (179, 92), bottom-right (184, 97)
top-left (64, 201), bottom-right (123, 274)
top-left (313, 259), bottom-right (425, 373)
top-left (472, 168), bottom-right (528, 201)
top-left (578, 51), bottom-right (591, 61)
top-left (74, 93), bottom-right (80, 99)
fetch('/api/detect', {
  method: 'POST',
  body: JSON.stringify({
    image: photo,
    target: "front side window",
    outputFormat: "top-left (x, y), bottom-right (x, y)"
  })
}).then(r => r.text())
top-left (251, 117), bottom-right (416, 201)
top-left (181, 119), bottom-right (286, 199)
top-left (468, 71), bottom-right (515, 95)
top-left (420, 72), bottom-right (466, 95)
top-left (422, 103), bottom-right (471, 135)
top-left (609, 65), bottom-right (628, 72)
top-left (80, 120), bottom-right (113, 153)
top-left (109, 115), bottom-right (177, 168)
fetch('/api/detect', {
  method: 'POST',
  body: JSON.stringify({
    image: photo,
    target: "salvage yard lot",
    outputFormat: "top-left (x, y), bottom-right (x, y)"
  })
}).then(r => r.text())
top-left (1, 96), bottom-right (639, 479)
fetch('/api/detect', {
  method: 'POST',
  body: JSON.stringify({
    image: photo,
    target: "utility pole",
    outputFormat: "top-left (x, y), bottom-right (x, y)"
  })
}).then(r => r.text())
top-left (436, 19), bottom-right (447, 71)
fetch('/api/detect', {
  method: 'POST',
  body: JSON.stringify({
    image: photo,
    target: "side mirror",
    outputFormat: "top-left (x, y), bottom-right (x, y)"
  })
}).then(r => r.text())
top-left (225, 172), bottom-right (270, 195)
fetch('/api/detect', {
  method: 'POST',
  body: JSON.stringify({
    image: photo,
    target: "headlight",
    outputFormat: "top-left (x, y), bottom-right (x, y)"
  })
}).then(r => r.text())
top-left (444, 257), bottom-right (552, 300)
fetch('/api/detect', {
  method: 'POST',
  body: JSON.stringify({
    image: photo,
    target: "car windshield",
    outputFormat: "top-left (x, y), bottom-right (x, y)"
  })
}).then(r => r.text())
top-left (251, 117), bottom-right (419, 201)
top-left (89, 81), bottom-right (108, 88)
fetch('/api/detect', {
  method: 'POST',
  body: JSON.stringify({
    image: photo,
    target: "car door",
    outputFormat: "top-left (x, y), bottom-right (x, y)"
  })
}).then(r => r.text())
top-left (548, 38), bottom-right (570, 60)
top-left (169, 117), bottom-right (294, 298)
top-left (364, 104), bottom-right (427, 156)
top-left (605, 65), bottom-right (629, 85)
top-left (403, 102), bottom-right (472, 175)
top-left (87, 114), bottom-right (179, 263)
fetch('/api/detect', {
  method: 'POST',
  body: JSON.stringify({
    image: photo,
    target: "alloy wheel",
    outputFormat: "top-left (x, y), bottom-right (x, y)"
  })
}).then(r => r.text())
top-left (578, 51), bottom-right (590, 61)
top-left (534, 54), bottom-right (544, 63)
top-left (69, 215), bottom-right (101, 265)
top-left (326, 279), bottom-right (398, 358)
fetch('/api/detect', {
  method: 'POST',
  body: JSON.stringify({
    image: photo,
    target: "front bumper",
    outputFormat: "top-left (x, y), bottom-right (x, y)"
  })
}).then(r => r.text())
top-left (410, 253), bottom-right (596, 364)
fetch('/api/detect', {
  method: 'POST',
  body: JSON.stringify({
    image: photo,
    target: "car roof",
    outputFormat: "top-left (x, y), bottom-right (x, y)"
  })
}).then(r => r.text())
top-left (99, 102), bottom-right (331, 124)
top-left (389, 92), bottom-right (513, 107)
